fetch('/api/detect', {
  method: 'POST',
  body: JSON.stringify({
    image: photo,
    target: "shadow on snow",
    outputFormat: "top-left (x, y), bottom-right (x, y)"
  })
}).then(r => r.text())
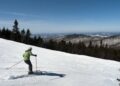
top-left (9, 71), bottom-right (66, 80)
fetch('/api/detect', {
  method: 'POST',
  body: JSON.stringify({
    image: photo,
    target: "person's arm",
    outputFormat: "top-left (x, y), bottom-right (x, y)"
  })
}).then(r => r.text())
top-left (31, 53), bottom-right (37, 57)
top-left (31, 52), bottom-right (37, 57)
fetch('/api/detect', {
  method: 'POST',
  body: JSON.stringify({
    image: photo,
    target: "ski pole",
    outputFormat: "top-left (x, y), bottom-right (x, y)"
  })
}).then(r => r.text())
top-left (35, 56), bottom-right (37, 72)
top-left (6, 60), bottom-right (23, 70)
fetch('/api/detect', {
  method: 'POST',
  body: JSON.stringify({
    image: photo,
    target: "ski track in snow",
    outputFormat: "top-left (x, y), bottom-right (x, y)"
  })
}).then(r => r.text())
top-left (0, 38), bottom-right (120, 86)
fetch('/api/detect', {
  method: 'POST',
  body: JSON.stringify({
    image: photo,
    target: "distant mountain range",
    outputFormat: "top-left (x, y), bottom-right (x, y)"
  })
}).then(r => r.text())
top-left (35, 32), bottom-right (120, 49)
top-left (36, 32), bottom-right (120, 39)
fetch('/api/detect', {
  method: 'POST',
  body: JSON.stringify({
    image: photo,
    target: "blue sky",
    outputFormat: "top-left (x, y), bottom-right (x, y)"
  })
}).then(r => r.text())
top-left (0, 0), bottom-right (120, 33)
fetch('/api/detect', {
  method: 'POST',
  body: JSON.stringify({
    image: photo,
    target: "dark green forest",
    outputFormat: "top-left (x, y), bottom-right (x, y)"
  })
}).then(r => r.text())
top-left (0, 20), bottom-right (120, 61)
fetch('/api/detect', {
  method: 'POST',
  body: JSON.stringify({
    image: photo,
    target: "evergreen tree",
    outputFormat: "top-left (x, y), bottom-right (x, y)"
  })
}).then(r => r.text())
top-left (11, 19), bottom-right (21, 41)
top-left (5, 29), bottom-right (11, 39)
top-left (37, 36), bottom-right (43, 47)
top-left (100, 40), bottom-right (103, 46)
top-left (0, 28), bottom-right (1, 37)
top-left (21, 29), bottom-right (25, 43)
top-left (58, 40), bottom-right (67, 52)
top-left (1, 27), bottom-right (6, 38)
top-left (25, 29), bottom-right (31, 44)
top-left (45, 39), bottom-right (57, 50)
top-left (13, 19), bottom-right (19, 33)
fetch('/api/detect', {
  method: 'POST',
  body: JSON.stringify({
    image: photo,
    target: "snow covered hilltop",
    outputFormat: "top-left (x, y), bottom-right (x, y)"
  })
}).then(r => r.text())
top-left (43, 33), bottom-right (120, 49)
top-left (0, 38), bottom-right (120, 86)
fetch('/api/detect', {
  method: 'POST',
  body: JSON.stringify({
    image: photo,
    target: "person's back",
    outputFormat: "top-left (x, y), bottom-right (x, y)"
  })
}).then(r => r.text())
top-left (23, 50), bottom-right (32, 61)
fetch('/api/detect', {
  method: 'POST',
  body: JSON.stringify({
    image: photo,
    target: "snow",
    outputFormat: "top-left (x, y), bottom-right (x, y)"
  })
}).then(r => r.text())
top-left (0, 38), bottom-right (120, 86)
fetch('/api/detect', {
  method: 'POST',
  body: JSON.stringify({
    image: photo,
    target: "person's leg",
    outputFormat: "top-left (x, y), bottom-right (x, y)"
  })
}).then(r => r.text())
top-left (24, 60), bottom-right (33, 73)
top-left (28, 60), bottom-right (33, 73)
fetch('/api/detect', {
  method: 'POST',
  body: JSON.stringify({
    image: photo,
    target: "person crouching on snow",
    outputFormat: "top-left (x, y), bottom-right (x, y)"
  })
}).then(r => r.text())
top-left (23, 47), bottom-right (37, 74)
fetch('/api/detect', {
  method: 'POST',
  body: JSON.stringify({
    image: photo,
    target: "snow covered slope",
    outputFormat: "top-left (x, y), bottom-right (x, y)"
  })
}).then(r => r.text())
top-left (0, 38), bottom-right (120, 86)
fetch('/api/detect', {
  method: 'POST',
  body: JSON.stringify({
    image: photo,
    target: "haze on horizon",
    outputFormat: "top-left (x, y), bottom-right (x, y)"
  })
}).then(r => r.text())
top-left (0, 0), bottom-right (120, 33)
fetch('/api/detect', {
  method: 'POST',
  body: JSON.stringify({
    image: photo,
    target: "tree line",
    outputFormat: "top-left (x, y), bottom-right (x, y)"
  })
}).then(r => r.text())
top-left (0, 20), bottom-right (120, 62)
top-left (0, 20), bottom-right (43, 46)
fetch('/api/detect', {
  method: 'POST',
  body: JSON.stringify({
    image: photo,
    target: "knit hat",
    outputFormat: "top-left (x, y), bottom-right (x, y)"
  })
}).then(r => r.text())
top-left (26, 47), bottom-right (32, 51)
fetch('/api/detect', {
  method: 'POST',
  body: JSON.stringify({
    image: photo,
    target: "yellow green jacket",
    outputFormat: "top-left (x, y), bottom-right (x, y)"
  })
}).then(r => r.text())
top-left (23, 50), bottom-right (32, 61)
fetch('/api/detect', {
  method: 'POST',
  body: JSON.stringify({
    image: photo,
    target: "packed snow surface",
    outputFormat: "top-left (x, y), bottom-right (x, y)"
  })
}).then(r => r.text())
top-left (0, 38), bottom-right (120, 86)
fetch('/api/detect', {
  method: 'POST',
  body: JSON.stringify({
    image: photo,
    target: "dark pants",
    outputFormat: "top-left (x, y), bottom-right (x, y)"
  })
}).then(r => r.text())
top-left (24, 60), bottom-right (33, 73)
